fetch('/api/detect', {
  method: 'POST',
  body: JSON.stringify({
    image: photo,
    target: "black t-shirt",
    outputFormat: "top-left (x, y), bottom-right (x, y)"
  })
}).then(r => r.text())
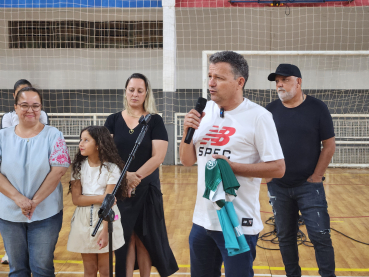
top-left (266, 95), bottom-right (335, 187)
top-left (104, 112), bottom-right (168, 179)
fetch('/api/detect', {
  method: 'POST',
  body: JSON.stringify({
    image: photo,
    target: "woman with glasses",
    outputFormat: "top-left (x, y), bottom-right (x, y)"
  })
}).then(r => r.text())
top-left (1, 79), bottom-right (49, 129)
top-left (0, 80), bottom-right (49, 265)
top-left (0, 87), bottom-right (70, 276)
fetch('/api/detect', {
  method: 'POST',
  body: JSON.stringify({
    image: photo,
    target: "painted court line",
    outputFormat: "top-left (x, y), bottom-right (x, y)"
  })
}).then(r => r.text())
top-left (51, 261), bottom-right (369, 272)
top-left (0, 272), bottom-right (368, 276)
top-left (2, 257), bottom-right (369, 272)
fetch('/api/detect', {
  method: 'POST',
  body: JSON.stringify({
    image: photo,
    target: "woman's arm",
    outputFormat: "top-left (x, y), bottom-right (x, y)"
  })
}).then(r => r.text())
top-left (26, 166), bottom-right (68, 219)
top-left (125, 140), bottom-right (168, 196)
top-left (110, 133), bottom-right (141, 192)
top-left (135, 140), bottom-right (168, 179)
top-left (0, 173), bottom-right (32, 211)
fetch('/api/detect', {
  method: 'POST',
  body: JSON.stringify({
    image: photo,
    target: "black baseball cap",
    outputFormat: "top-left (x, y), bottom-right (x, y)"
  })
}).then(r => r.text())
top-left (268, 64), bottom-right (302, 81)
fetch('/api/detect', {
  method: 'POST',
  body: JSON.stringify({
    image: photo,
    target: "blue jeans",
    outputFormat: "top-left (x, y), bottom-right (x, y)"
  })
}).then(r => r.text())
top-left (267, 181), bottom-right (335, 277)
top-left (189, 223), bottom-right (258, 277)
top-left (0, 211), bottom-right (63, 277)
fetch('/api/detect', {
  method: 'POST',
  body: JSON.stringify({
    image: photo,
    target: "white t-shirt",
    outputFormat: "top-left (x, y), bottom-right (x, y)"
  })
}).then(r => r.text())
top-left (192, 99), bottom-right (284, 235)
top-left (1, 110), bottom-right (49, 128)
top-left (71, 159), bottom-right (121, 196)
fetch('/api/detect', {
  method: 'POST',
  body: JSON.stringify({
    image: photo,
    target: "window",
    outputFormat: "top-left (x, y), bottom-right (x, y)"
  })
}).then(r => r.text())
top-left (8, 21), bottom-right (163, 49)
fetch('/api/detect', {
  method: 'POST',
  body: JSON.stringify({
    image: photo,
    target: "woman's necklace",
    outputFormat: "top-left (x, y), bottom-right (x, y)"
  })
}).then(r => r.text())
top-left (126, 110), bottom-right (144, 134)
top-left (127, 111), bottom-right (141, 118)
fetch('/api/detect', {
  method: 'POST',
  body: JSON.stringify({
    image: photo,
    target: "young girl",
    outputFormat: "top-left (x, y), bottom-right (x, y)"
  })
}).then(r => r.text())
top-left (67, 126), bottom-right (128, 277)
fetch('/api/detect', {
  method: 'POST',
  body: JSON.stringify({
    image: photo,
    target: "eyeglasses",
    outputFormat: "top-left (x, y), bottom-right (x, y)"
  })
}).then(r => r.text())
top-left (17, 103), bottom-right (42, 112)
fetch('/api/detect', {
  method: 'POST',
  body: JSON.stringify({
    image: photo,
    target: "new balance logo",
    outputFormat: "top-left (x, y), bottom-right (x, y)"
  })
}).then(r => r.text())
top-left (242, 218), bottom-right (253, 227)
top-left (200, 126), bottom-right (236, 146)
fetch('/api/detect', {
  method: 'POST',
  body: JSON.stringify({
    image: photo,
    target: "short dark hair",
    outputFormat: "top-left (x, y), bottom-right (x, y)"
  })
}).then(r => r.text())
top-left (15, 87), bottom-right (43, 105)
top-left (209, 51), bottom-right (249, 89)
top-left (14, 79), bottom-right (32, 93)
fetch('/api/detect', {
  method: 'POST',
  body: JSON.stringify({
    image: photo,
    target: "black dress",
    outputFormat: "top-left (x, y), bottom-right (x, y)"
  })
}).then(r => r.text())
top-left (104, 112), bottom-right (178, 277)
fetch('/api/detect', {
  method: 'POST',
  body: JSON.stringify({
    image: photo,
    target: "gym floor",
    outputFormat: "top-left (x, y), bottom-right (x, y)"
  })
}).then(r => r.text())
top-left (0, 165), bottom-right (368, 276)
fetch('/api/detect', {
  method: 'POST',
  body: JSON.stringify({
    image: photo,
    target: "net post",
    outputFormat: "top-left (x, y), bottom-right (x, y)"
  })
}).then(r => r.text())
top-left (163, 0), bottom-right (176, 165)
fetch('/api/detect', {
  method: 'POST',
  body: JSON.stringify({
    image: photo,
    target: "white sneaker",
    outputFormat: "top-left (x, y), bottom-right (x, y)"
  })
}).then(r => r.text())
top-left (1, 252), bottom-right (8, 264)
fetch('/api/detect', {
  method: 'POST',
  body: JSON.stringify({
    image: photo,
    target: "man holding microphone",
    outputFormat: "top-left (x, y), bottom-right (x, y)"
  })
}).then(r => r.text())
top-left (179, 51), bottom-right (285, 277)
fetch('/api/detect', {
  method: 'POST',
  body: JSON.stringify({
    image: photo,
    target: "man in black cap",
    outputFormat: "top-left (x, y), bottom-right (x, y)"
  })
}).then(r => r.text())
top-left (266, 64), bottom-right (336, 277)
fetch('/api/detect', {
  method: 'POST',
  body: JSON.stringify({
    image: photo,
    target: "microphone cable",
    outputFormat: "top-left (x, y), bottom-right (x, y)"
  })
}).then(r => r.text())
top-left (331, 227), bottom-right (369, 246)
top-left (257, 216), bottom-right (369, 250)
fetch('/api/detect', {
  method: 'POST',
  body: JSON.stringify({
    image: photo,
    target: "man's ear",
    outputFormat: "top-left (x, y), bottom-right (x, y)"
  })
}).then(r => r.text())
top-left (238, 76), bottom-right (245, 89)
top-left (297, 77), bottom-right (302, 87)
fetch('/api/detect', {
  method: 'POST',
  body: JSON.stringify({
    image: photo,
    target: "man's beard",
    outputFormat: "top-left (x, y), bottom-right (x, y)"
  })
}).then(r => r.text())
top-left (277, 89), bottom-right (294, 102)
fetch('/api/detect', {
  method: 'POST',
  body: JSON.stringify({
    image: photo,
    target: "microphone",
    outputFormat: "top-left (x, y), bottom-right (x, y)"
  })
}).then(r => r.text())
top-left (184, 97), bottom-right (207, 144)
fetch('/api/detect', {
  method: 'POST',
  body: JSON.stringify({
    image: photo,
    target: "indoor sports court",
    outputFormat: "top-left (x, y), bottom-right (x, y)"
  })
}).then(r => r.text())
top-left (0, 167), bottom-right (368, 276)
top-left (0, 0), bottom-right (368, 276)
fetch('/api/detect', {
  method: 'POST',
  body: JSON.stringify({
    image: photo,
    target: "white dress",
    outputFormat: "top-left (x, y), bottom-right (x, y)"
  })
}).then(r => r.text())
top-left (67, 159), bottom-right (125, 253)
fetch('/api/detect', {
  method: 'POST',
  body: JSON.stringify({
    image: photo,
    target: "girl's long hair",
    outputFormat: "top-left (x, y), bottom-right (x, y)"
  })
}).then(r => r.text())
top-left (69, 126), bottom-right (128, 199)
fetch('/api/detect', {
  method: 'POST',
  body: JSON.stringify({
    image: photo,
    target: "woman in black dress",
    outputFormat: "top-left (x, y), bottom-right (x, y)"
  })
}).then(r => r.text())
top-left (104, 73), bottom-right (178, 277)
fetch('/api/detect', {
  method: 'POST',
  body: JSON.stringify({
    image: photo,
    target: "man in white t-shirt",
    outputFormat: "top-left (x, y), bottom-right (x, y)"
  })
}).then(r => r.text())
top-left (179, 51), bottom-right (285, 277)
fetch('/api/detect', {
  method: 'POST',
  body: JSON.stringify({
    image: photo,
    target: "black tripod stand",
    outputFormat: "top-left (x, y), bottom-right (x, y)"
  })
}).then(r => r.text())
top-left (92, 114), bottom-right (152, 277)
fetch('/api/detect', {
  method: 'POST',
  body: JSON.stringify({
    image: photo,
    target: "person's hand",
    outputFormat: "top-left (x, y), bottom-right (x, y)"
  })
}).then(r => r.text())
top-left (126, 172), bottom-right (142, 190)
top-left (14, 195), bottom-right (32, 213)
top-left (127, 187), bottom-right (133, 198)
top-left (97, 230), bottom-right (109, 250)
top-left (183, 109), bottom-right (205, 134)
top-left (307, 174), bottom-right (323, 183)
top-left (26, 200), bottom-right (40, 220)
top-left (20, 199), bottom-right (39, 220)
top-left (21, 207), bottom-right (31, 217)
top-left (212, 154), bottom-right (232, 167)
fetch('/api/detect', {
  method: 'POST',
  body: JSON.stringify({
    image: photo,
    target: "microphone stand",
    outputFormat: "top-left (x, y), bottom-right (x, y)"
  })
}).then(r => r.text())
top-left (91, 114), bottom-right (152, 277)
